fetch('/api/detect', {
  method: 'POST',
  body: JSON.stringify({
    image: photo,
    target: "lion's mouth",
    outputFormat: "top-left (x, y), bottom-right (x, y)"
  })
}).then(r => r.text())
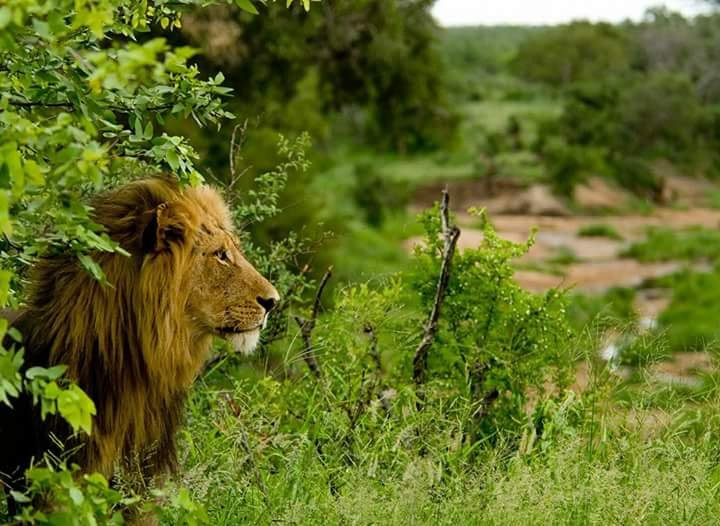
top-left (216, 324), bottom-right (262, 335)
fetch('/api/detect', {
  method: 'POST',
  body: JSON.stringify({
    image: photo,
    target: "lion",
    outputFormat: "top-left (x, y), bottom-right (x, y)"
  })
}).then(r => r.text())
top-left (0, 176), bottom-right (279, 513)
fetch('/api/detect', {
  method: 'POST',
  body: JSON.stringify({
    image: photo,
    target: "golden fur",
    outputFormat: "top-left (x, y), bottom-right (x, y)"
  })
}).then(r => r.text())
top-left (0, 177), bottom-right (278, 492)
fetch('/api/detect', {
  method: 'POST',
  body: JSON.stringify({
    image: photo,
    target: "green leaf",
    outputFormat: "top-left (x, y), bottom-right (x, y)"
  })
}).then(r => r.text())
top-left (236, 0), bottom-right (259, 14)
top-left (0, 269), bottom-right (11, 306)
top-left (26, 364), bottom-right (68, 381)
top-left (0, 190), bottom-right (11, 235)
top-left (166, 149), bottom-right (180, 171)
top-left (0, 7), bottom-right (12, 29)
top-left (78, 254), bottom-right (106, 283)
top-left (57, 384), bottom-right (96, 435)
top-left (23, 160), bottom-right (45, 186)
top-left (9, 490), bottom-right (30, 503)
top-left (43, 380), bottom-right (61, 401)
top-left (32, 19), bottom-right (51, 40)
top-left (69, 486), bottom-right (85, 506)
top-left (0, 348), bottom-right (23, 406)
top-left (133, 116), bottom-right (143, 139)
top-left (144, 120), bottom-right (154, 140)
top-left (7, 327), bottom-right (21, 343)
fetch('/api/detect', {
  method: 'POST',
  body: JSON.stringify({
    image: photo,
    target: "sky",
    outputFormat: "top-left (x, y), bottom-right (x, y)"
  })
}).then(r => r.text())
top-left (432, 0), bottom-right (712, 26)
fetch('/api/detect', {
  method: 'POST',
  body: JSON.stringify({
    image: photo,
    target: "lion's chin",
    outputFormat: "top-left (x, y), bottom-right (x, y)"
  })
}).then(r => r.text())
top-left (227, 329), bottom-right (261, 355)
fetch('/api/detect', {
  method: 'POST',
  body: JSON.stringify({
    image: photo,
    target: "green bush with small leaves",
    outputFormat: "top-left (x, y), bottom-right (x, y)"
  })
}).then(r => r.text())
top-left (578, 224), bottom-right (623, 240)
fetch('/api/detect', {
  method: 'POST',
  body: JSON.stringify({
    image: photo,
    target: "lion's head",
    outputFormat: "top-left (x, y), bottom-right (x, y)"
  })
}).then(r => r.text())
top-left (142, 183), bottom-right (278, 354)
top-left (90, 177), bottom-right (279, 359)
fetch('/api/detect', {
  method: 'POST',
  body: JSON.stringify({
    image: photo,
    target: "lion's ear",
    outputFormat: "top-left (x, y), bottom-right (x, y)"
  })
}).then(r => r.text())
top-left (142, 202), bottom-right (186, 253)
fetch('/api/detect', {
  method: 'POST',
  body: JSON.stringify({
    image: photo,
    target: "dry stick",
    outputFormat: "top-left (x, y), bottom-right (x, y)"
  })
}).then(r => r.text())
top-left (293, 267), bottom-right (333, 377)
top-left (412, 189), bottom-right (461, 385)
top-left (363, 323), bottom-right (382, 372)
top-left (228, 120), bottom-right (248, 184)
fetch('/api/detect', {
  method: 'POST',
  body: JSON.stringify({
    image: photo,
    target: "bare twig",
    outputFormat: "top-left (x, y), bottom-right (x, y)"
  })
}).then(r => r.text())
top-left (311, 267), bottom-right (333, 320)
top-left (293, 266), bottom-right (333, 377)
top-left (7, 100), bottom-right (74, 109)
top-left (363, 323), bottom-right (382, 372)
top-left (261, 263), bottom-right (310, 345)
top-left (412, 189), bottom-right (461, 385)
top-left (228, 120), bottom-right (250, 187)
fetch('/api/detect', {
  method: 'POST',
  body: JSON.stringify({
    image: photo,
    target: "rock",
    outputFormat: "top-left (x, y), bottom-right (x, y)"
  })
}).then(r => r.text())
top-left (574, 177), bottom-right (629, 210)
top-left (492, 184), bottom-right (569, 216)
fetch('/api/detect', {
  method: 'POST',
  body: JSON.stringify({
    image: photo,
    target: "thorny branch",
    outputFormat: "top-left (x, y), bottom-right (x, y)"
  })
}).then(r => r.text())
top-left (412, 189), bottom-right (461, 385)
top-left (293, 266), bottom-right (333, 377)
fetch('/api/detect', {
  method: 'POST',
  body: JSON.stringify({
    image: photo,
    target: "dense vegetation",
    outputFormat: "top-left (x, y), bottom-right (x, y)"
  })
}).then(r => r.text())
top-left (3, 0), bottom-right (720, 524)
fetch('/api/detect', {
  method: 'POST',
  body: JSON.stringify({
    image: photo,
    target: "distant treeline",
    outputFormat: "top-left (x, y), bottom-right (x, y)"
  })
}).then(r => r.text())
top-left (442, 8), bottom-right (720, 196)
top-left (163, 3), bottom-right (720, 239)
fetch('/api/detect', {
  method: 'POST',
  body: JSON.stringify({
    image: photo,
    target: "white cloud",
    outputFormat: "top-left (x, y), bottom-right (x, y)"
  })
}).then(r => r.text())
top-left (432, 0), bottom-right (712, 26)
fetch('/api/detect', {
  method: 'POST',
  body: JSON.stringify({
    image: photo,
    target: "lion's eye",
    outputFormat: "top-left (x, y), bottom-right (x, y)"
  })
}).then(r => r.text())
top-left (214, 249), bottom-right (230, 263)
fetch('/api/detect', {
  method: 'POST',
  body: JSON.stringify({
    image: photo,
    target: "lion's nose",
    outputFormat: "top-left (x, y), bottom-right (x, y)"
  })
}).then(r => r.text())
top-left (257, 295), bottom-right (278, 313)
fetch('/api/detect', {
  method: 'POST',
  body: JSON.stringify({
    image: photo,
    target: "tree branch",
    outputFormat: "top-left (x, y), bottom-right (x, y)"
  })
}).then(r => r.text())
top-left (7, 100), bottom-right (74, 110)
top-left (412, 189), bottom-right (461, 385)
top-left (7, 97), bottom-right (173, 114)
top-left (228, 120), bottom-right (250, 186)
top-left (293, 266), bottom-right (333, 377)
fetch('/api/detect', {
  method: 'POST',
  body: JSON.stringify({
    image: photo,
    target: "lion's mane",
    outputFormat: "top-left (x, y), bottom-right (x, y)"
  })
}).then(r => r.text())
top-left (1, 178), bottom-right (227, 485)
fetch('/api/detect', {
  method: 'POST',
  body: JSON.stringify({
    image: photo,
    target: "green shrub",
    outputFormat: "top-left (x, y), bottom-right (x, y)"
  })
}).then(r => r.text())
top-left (608, 155), bottom-right (662, 198)
top-left (412, 209), bottom-right (574, 437)
top-left (542, 138), bottom-right (605, 196)
top-left (624, 227), bottom-right (720, 262)
top-left (351, 162), bottom-right (410, 227)
top-left (578, 224), bottom-right (623, 240)
top-left (658, 269), bottom-right (720, 351)
top-left (567, 287), bottom-right (637, 332)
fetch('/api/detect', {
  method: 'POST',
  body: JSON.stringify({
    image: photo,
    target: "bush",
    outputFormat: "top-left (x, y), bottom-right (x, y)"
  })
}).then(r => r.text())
top-left (578, 224), bottom-right (623, 240)
top-left (540, 73), bottom-right (703, 196)
top-left (541, 138), bottom-right (605, 197)
top-left (616, 73), bottom-right (703, 161)
top-left (351, 162), bottom-right (410, 227)
top-left (658, 269), bottom-right (720, 351)
top-left (624, 227), bottom-right (720, 262)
